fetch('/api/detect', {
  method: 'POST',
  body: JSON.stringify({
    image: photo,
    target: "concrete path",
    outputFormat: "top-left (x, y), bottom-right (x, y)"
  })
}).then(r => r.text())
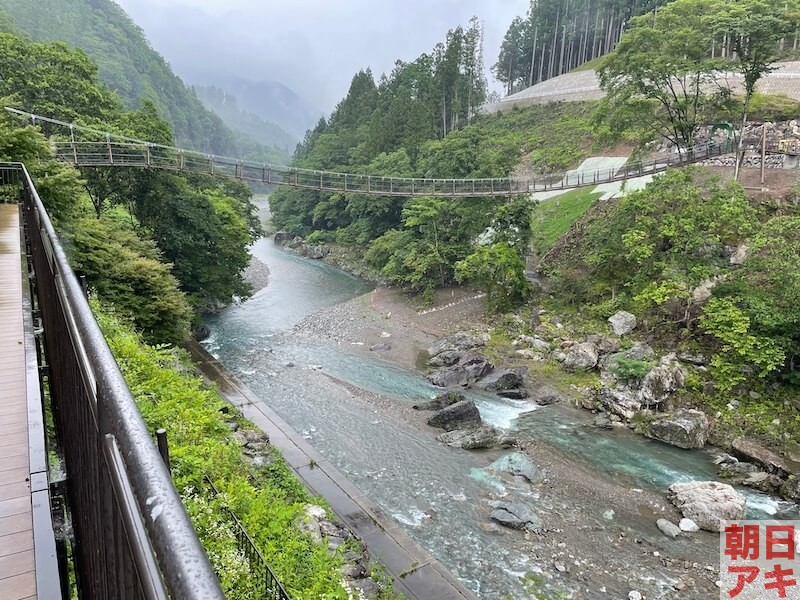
top-left (186, 341), bottom-right (478, 600)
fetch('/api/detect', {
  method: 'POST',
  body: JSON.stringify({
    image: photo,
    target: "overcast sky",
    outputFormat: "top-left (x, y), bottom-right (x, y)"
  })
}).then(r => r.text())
top-left (114, 0), bottom-right (527, 114)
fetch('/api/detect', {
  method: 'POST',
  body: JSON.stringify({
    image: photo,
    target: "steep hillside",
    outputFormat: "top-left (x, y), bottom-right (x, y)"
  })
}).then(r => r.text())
top-left (0, 0), bottom-right (259, 156)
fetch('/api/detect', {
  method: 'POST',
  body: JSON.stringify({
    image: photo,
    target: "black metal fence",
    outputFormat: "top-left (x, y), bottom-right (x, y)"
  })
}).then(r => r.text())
top-left (204, 476), bottom-right (291, 600)
top-left (10, 162), bottom-right (224, 599)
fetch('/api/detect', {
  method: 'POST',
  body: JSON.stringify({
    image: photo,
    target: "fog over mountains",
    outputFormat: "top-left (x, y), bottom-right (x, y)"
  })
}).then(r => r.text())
top-left (115, 0), bottom-right (526, 133)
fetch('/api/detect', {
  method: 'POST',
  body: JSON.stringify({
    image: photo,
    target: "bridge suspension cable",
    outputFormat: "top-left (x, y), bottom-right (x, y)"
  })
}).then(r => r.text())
top-left (5, 107), bottom-right (731, 197)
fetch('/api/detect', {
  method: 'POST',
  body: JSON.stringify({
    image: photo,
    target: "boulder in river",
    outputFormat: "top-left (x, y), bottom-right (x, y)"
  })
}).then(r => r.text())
top-left (656, 518), bottom-right (681, 538)
top-left (489, 452), bottom-right (542, 484)
top-left (429, 350), bottom-right (464, 367)
top-left (427, 366), bottom-right (470, 388)
top-left (476, 367), bottom-right (527, 392)
top-left (437, 426), bottom-right (515, 450)
top-left (460, 353), bottom-right (494, 382)
top-left (731, 438), bottom-right (793, 475)
top-left (426, 400), bottom-right (482, 431)
top-left (644, 409), bottom-right (710, 449)
top-left (608, 311), bottom-right (637, 336)
top-left (413, 391), bottom-right (465, 411)
top-left (427, 333), bottom-right (486, 359)
top-left (489, 501), bottom-right (543, 530)
top-left (780, 476), bottom-right (800, 502)
top-left (667, 481), bottom-right (746, 532)
top-left (273, 231), bottom-right (293, 245)
top-left (369, 343), bottom-right (391, 352)
top-left (563, 342), bottom-right (599, 372)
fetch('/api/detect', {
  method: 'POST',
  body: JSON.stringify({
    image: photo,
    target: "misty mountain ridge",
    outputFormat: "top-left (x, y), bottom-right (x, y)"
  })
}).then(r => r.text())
top-left (186, 72), bottom-right (321, 142)
top-left (193, 84), bottom-right (298, 154)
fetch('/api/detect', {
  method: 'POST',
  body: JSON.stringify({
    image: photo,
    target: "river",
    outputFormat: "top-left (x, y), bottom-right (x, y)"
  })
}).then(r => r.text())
top-left (202, 221), bottom-right (797, 599)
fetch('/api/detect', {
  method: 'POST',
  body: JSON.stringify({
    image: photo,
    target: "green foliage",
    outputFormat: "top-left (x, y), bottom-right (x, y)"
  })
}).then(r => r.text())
top-left (0, 0), bottom-right (243, 155)
top-left (69, 216), bottom-right (191, 344)
top-left (133, 175), bottom-right (259, 308)
top-left (545, 168), bottom-right (758, 322)
top-left (701, 297), bottom-right (785, 391)
top-left (598, 0), bottom-right (725, 148)
top-left (455, 243), bottom-right (531, 313)
top-left (708, 216), bottom-right (800, 384)
top-left (531, 188), bottom-right (601, 255)
top-left (94, 303), bottom-right (355, 599)
top-left (612, 358), bottom-right (653, 382)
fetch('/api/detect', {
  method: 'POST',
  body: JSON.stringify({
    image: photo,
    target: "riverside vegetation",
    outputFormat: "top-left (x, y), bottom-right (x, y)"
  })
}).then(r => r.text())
top-left (3, 0), bottom-right (800, 595)
top-left (272, 0), bottom-right (800, 498)
top-left (0, 13), bottom-right (397, 599)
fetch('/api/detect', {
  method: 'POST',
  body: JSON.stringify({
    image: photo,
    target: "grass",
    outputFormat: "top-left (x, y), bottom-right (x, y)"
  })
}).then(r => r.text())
top-left (570, 55), bottom-right (607, 73)
top-left (531, 188), bottom-right (602, 256)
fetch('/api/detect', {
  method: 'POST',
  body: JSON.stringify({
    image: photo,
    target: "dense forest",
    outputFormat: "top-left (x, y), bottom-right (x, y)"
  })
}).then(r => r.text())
top-left (0, 20), bottom-right (260, 343)
top-left (0, 0), bottom-right (286, 162)
top-left (269, 18), bottom-right (571, 299)
top-left (494, 0), bottom-right (669, 93)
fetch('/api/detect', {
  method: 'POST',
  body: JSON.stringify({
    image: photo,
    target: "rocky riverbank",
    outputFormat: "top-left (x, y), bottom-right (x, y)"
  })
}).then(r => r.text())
top-left (290, 286), bottom-right (732, 599)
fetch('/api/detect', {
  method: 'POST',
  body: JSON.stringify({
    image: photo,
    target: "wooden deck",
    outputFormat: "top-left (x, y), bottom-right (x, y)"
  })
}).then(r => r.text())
top-left (0, 203), bottom-right (36, 599)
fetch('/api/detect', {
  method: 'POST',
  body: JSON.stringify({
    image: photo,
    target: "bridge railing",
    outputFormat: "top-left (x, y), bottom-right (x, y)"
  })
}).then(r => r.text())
top-left (12, 162), bottom-right (224, 600)
top-left (50, 137), bottom-right (736, 198)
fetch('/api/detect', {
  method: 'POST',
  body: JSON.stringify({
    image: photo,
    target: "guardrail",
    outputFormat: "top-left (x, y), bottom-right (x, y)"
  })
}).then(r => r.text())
top-left (204, 476), bottom-right (291, 600)
top-left (9, 162), bottom-right (224, 599)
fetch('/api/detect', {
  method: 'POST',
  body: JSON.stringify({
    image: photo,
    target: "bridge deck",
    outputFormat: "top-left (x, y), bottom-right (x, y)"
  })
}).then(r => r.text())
top-left (0, 203), bottom-right (36, 600)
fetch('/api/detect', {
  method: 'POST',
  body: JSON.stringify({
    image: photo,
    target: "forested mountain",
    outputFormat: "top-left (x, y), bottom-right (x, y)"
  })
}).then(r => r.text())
top-left (194, 85), bottom-right (297, 155)
top-left (270, 18), bottom-right (606, 297)
top-left (0, 18), bottom-right (260, 343)
top-left (0, 0), bottom-right (283, 161)
top-left (494, 0), bottom-right (668, 94)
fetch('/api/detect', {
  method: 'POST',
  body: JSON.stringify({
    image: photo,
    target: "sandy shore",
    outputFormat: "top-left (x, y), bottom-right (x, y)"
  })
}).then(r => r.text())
top-left (292, 285), bottom-right (721, 599)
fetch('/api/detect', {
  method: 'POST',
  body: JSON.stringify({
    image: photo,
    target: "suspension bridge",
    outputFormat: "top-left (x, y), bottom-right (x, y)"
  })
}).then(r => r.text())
top-left (7, 107), bottom-right (736, 197)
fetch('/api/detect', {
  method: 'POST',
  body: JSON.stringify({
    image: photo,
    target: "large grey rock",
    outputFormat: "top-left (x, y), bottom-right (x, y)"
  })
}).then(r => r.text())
top-left (489, 452), bottom-right (543, 484)
top-left (489, 501), bottom-right (543, 530)
top-left (303, 244), bottom-right (331, 259)
top-left (656, 518), bottom-right (681, 538)
top-left (476, 367), bottom-right (527, 391)
top-left (413, 391), bottom-right (465, 411)
top-left (427, 366), bottom-right (469, 388)
top-left (780, 476), bottom-right (800, 501)
top-left (563, 342), bottom-right (599, 372)
top-left (437, 426), bottom-right (515, 450)
top-left (608, 311), bottom-right (637, 336)
top-left (429, 350), bottom-right (464, 367)
top-left (645, 409), bottom-right (710, 449)
top-left (732, 438), bottom-right (793, 475)
top-left (598, 387), bottom-right (641, 420)
top-left (427, 333), bottom-right (485, 359)
top-left (427, 400), bottom-right (482, 431)
top-left (679, 518), bottom-right (699, 532)
top-left (667, 481), bottom-right (746, 532)
top-left (638, 361), bottom-right (687, 407)
top-left (460, 353), bottom-right (494, 382)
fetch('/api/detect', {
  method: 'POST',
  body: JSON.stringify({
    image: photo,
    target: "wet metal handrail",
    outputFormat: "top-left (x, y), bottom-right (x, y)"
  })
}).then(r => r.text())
top-left (7, 162), bottom-right (224, 599)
